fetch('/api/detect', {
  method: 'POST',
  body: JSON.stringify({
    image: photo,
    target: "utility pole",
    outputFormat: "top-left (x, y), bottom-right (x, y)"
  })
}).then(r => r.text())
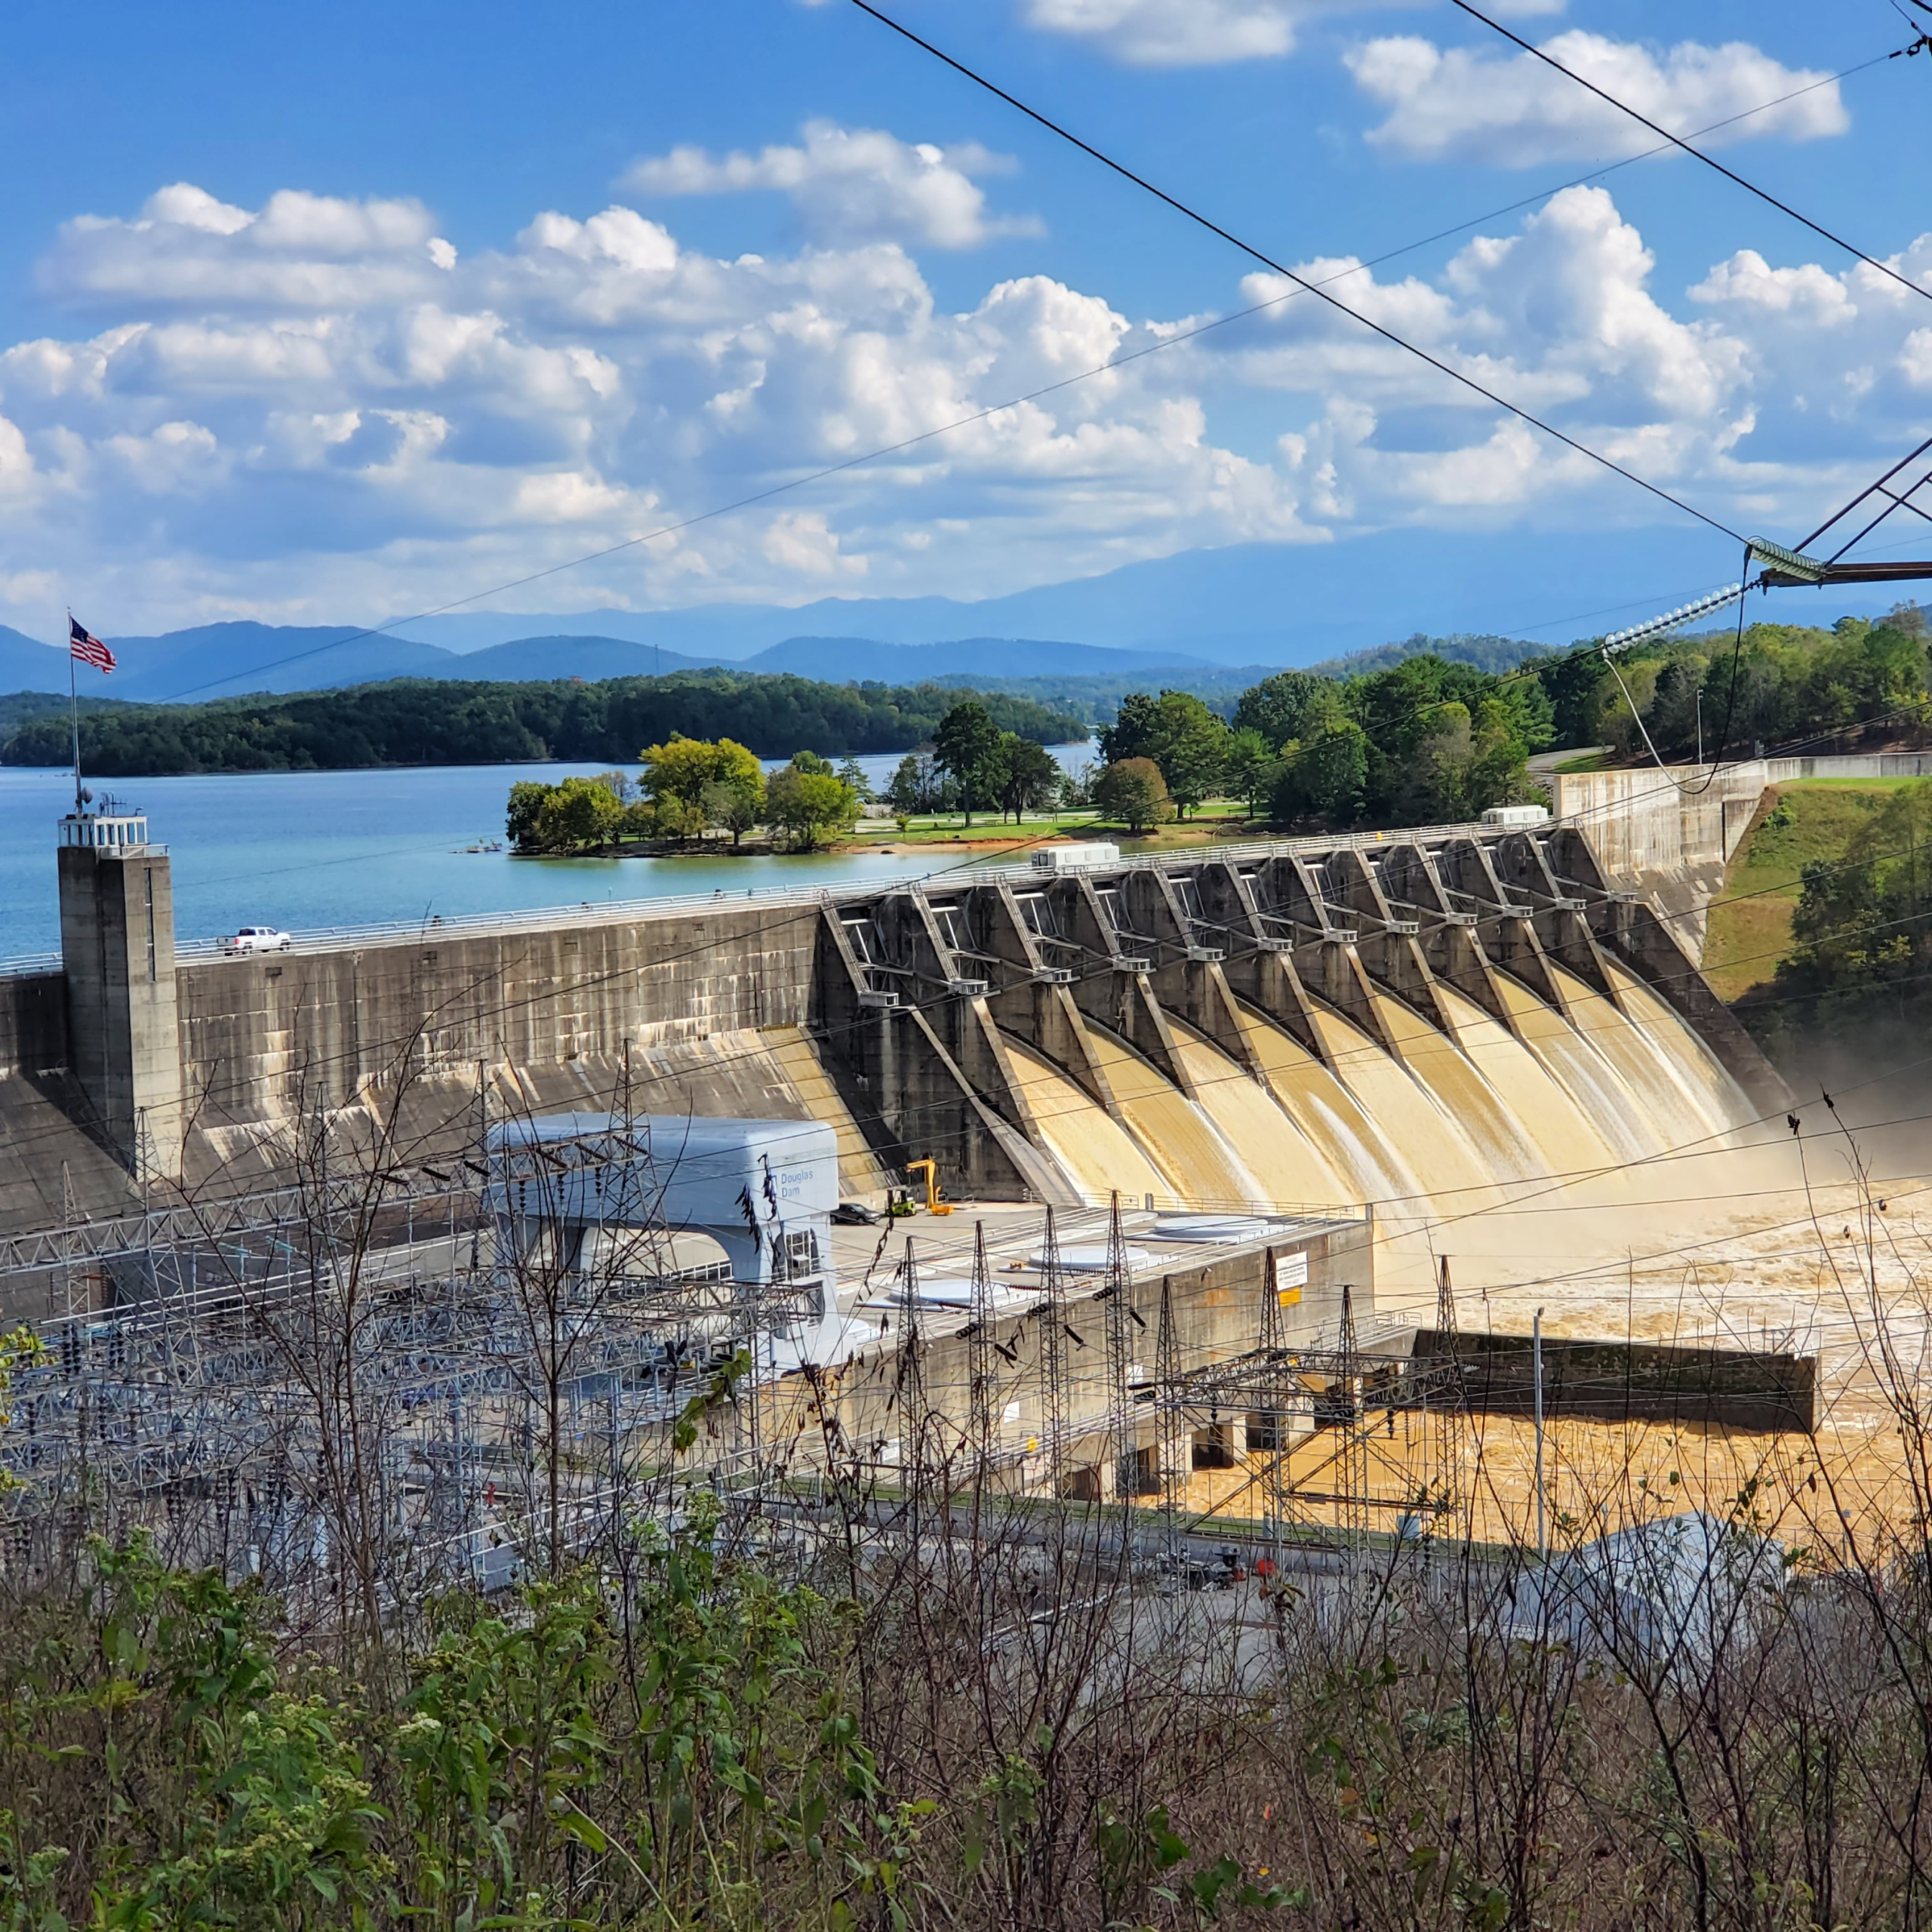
top-left (1035, 1204), bottom-right (1068, 1497)
top-left (1103, 1192), bottom-right (1137, 1506)
top-left (1533, 1306), bottom-right (1547, 1561)
top-left (968, 1220), bottom-right (996, 1469)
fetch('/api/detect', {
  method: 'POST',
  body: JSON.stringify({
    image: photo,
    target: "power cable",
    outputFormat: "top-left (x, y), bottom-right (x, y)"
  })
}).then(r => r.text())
top-left (1447, 0), bottom-right (1932, 312)
top-left (848, 0), bottom-right (1744, 544)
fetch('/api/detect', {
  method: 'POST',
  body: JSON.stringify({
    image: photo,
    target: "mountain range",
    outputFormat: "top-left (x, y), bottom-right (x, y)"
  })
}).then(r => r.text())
top-left (0, 622), bottom-right (1226, 703)
top-left (0, 516), bottom-right (1774, 705)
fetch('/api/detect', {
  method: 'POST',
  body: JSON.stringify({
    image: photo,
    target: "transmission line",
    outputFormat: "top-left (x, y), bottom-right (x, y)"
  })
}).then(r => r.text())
top-left (849, 0), bottom-right (1744, 543)
top-left (1448, 0), bottom-right (1932, 312)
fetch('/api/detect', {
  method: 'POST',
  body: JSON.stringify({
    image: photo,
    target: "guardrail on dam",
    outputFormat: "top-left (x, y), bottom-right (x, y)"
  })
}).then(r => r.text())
top-left (0, 801), bottom-right (1789, 1260)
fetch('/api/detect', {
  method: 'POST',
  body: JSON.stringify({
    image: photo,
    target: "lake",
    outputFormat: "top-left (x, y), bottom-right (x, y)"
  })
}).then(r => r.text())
top-left (0, 744), bottom-right (1097, 962)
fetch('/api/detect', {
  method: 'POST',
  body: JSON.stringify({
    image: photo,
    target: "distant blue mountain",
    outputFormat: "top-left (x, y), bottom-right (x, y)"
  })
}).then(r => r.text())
top-left (382, 522), bottom-right (1740, 665)
top-left (427, 635), bottom-right (721, 683)
top-left (0, 626), bottom-right (69, 694)
top-left (737, 635), bottom-right (1203, 679)
top-left (0, 620), bottom-right (1193, 700)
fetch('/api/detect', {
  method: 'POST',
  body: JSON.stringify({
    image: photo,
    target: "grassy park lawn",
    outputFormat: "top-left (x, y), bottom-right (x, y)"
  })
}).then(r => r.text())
top-left (1704, 780), bottom-right (1907, 1000)
top-left (832, 798), bottom-right (1261, 851)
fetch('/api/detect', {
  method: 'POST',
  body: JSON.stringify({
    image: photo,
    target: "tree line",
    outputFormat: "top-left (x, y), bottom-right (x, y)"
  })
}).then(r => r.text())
top-left (509, 743), bottom-right (875, 854)
top-left (1072, 608), bottom-right (1932, 835)
top-left (0, 672), bottom-right (1086, 776)
top-left (508, 699), bottom-right (1073, 854)
top-left (1540, 605), bottom-right (1931, 764)
top-left (1072, 662), bottom-right (1552, 832)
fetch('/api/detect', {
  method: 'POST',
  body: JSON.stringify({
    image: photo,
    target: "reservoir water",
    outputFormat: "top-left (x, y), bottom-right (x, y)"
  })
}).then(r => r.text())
top-left (0, 744), bottom-right (1094, 961)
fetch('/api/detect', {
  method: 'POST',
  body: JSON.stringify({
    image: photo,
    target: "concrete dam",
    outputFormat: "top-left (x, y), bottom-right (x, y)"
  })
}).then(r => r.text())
top-left (0, 791), bottom-right (1811, 1555)
top-left (0, 797), bottom-right (1783, 1284)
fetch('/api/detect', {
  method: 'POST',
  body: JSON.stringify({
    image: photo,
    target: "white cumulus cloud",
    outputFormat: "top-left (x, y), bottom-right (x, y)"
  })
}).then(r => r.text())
top-left (38, 182), bottom-right (446, 309)
top-left (4, 154), bottom-right (1932, 633)
top-left (1020, 0), bottom-right (1571, 63)
top-left (621, 120), bottom-right (1037, 250)
top-left (1347, 31), bottom-right (1847, 167)
top-left (1021, 0), bottom-right (1302, 66)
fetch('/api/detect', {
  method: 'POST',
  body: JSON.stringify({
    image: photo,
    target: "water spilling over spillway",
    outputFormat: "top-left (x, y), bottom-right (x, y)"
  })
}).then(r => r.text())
top-left (819, 831), bottom-right (1780, 1229)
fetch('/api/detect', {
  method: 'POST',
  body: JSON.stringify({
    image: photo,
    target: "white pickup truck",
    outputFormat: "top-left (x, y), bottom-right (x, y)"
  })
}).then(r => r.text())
top-left (222, 925), bottom-right (293, 955)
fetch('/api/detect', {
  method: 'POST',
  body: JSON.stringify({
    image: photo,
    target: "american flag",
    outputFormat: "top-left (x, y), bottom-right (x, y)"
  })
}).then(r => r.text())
top-left (69, 615), bottom-right (115, 674)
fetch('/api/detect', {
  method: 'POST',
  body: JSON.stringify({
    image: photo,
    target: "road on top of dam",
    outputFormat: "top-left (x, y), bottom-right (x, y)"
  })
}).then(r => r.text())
top-left (0, 750), bottom-right (1096, 963)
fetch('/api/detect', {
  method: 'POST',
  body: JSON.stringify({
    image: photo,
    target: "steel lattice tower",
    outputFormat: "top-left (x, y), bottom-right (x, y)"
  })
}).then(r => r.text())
top-left (1257, 1245), bottom-right (1295, 1561)
top-left (968, 1220), bottom-right (997, 1467)
top-left (1035, 1204), bottom-right (1068, 1495)
top-left (1431, 1253), bottom-right (1466, 1532)
top-left (897, 1235), bottom-right (926, 1486)
top-left (1334, 1284), bottom-right (1370, 1544)
top-left (1155, 1274), bottom-right (1185, 1563)
top-left (1103, 1192), bottom-right (1137, 1504)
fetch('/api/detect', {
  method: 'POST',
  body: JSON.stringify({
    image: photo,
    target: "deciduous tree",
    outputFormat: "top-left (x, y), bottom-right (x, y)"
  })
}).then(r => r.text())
top-left (933, 700), bottom-right (1008, 827)
top-left (1092, 757), bottom-right (1172, 835)
top-left (765, 768), bottom-right (859, 850)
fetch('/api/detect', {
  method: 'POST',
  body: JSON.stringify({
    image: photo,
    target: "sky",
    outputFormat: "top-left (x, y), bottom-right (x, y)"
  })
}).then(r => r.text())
top-left (4, 0), bottom-right (1932, 648)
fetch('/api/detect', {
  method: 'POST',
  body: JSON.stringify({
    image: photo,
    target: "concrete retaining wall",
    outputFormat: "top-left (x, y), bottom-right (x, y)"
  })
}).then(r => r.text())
top-left (177, 899), bottom-right (823, 1126)
top-left (0, 974), bottom-right (66, 1085)
top-left (1766, 753), bottom-right (1932, 780)
top-left (1548, 764), bottom-right (1770, 874)
top-left (1411, 1327), bottom-right (1815, 1434)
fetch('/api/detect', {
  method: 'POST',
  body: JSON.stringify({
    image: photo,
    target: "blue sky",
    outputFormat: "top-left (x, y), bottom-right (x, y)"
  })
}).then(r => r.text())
top-left (2, 0), bottom-right (1930, 648)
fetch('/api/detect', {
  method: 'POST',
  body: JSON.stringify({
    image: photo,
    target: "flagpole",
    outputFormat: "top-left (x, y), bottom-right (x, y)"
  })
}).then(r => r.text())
top-left (67, 610), bottom-right (82, 816)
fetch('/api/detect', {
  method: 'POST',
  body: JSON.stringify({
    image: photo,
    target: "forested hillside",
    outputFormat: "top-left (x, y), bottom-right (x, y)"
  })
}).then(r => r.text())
top-left (0, 672), bottom-right (1088, 775)
top-left (1539, 607), bottom-right (1932, 759)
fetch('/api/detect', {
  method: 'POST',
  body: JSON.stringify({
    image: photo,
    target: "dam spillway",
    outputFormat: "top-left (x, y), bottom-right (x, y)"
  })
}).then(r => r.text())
top-left (0, 806), bottom-right (1785, 1312)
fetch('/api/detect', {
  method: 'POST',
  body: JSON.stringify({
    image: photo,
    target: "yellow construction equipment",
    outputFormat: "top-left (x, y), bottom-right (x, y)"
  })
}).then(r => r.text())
top-left (905, 1159), bottom-right (952, 1215)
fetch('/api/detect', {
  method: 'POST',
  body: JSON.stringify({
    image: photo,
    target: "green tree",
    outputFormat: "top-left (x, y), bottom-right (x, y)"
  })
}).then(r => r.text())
top-left (1231, 669), bottom-right (1331, 752)
top-left (789, 747), bottom-right (836, 777)
top-left (835, 755), bottom-right (872, 800)
top-left (996, 734), bottom-right (1060, 822)
top-left (618, 797), bottom-right (660, 841)
top-left (1589, 657), bottom-right (1663, 762)
top-left (703, 777), bottom-right (764, 848)
top-left (1222, 726), bottom-right (1277, 817)
top-left (639, 734), bottom-right (764, 809)
top-left (1099, 689), bottom-right (1229, 817)
top-left (1271, 719), bottom-right (1370, 825)
top-left (933, 700), bottom-right (1008, 826)
top-left (507, 777), bottom-right (623, 851)
top-left (765, 768), bottom-right (859, 850)
top-left (506, 780), bottom-right (552, 852)
top-left (538, 775), bottom-right (623, 849)
top-left (1092, 757), bottom-right (1172, 834)
top-left (885, 752), bottom-right (928, 814)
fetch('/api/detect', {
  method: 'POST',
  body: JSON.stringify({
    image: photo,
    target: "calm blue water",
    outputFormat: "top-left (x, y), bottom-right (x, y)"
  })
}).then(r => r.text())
top-left (0, 745), bottom-right (1096, 958)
